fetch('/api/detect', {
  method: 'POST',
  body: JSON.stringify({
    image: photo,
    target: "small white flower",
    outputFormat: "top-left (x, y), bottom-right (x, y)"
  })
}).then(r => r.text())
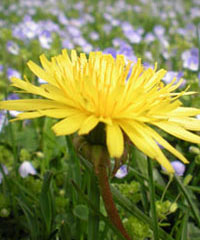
top-left (19, 161), bottom-right (37, 178)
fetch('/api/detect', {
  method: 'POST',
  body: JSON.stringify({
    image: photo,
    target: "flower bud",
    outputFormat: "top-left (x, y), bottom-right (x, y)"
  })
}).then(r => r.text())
top-left (0, 208), bottom-right (10, 217)
top-left (169, 203), bottom-right (178, 213)
top-left (189, 146), bottom-right (200, 155)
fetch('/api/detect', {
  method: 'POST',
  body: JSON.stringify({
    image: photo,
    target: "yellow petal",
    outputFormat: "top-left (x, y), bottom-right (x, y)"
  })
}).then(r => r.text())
top-left (11, 77), bottom-right (71, 106)
top-left (119, 120), bottom-right (174, 173)
top-left (169, 107), bottom-right (200, 117)
top-left (106, 123), bottom-right (124, 158)
top-left (169, 117), bottom-right (200, 131)
top-left (27, 60), bottom-right (55, 85)
top-left (39, 108), bottom-right (78, 118)
top-left (10, 111), bottom-right (44, 121)
top-left (0, 99), bottom-right (65, 111)
top-left (154, 121), bottom-right (200, 143)
top-left (52, 113), bottom-right (87, 136)
top-left (144, 124), bottom-right (188, 163)
top-left (78, 115), bottom-right (99, 135)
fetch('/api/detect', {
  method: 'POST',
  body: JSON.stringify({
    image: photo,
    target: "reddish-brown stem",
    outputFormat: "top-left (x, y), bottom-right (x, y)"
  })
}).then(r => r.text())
top-left (72, 137), bottom-right (132, 239)
top-left (95, 155), bottom-right (132, 240)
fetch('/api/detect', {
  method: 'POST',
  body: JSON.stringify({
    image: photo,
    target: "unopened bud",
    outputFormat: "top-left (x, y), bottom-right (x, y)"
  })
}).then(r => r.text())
top-left (0, 208), bottom-right (10, 217)
top-left (183, 174), bottom-right (192, 186)
top-left (35, 151), bottom-right (44, 158)
top-left (59, 189), bottom-right (65, 196)
top-left (169, 203), bottom-right (178, 213)
top-left (189, 146), bottom-right (200, 155)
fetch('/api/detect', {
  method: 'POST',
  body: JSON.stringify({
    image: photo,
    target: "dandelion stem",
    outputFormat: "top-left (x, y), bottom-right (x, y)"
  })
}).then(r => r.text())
top-left (95, 150), bottom-right (132, 240)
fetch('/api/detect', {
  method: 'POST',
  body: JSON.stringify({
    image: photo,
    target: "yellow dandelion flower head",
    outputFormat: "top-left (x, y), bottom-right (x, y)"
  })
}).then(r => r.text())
top-left (1, 49), bottom-right (200, 173)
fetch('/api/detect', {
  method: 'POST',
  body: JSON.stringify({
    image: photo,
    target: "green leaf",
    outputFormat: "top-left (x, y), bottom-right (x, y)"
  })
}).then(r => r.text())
top-left (87, 171), bottom-right (100, 240)
top-left (17, 198), bottom-right (39, 240)
top-left (174, 175), bottom-right (200, 227)
top-left (42, 118), bottom-right (65, 161)
top-left (65, 136), bottom-right (82, 206)
top-left (59, 221), bottom-right (72, 240)
top-left (40, 171), bottom-right (54, 236)
top-left (180, 210), bottom-right (189, 240)
top-left (131, 147), bottom-right (148, 177)
top-left (73, 204), bottom-right (89, 221)
top-left (188, 222), bottom-right (200, 240)
top-left (16, 127), bottom-right (39, 152)
top-left (111, 186), bottom-right (175, 240)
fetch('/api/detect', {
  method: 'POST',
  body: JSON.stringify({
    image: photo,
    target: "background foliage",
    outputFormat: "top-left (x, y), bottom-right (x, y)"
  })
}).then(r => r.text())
top-left (0, 0), bottom-right (200, 239)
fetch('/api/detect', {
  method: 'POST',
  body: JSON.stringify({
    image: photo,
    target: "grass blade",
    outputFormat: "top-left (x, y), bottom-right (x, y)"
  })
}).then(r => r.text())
top-left (87, 171), bottom-right (100, 240)
top-left (174, 175), bottom-right (200, 227)
top-left (147, 158), bottom-right (159, 240)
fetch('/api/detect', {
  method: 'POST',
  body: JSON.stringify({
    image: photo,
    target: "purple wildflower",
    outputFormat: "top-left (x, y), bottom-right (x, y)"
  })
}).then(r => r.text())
top-left (67, 25), bottom-right (81, 37)
top-left (62, 38), bottom-right (74, 49)
top-left (171, 161), bottom-right (186, 176)
top-left (83, 14), bottom-right (95, 24)
top-left (7, 93), bottom-right (19, 100)
top-left (144, 33), bottom-right (155, 43)
top-left (121, 21), bottom-right (133, 32)
top-left (124, 29), bottom-right (142, 44)
top-left (110, 18), bottom-right (120, 27)
top-left (163, 71), bottom-right (186, 87)
top-left (115, 165), bottom-right (128, 179)
top-left (62, 39), bottom-right (74, 49)
top-left (162, 160), bottom-right (186, 176)
top-left (7, 68), bottom-right (21, 80)
top-left (19, 161), bottom-right (37, 178)
top-left (23, 15), bottom-right (39, 39)
top-left (190, 7), bottom-right (200, 19)
top-left (0, 64), bottom-right (3, 74)
top-left (103, 48), bottom-right (117, 58)
top-left (82, 43), bottom-right (93, 53)
top-left (74, 2), bottom-right (84, 11)
top-left (112, 38), bottom-right (126, 47)
top-left (89, 31), bottom-right (99, 41)
top-left (73, 36), bottom-right (87, 47)
top-left (103, 24), bottom-right (112, 34)
top-left (182, 48), bottom-right (199, 71)
top-left (0, 111), bottom-right (6, 132)
top-left (153, 25), bottom-right (165, 37)
top-left (143, 62), bottom-right (154, 69)
top-left (38, 30), bottom-right (52, 49)
top-left (6, 41), bottom-right (19, 55)
top-left (58, 13), bottom-right (68, 25)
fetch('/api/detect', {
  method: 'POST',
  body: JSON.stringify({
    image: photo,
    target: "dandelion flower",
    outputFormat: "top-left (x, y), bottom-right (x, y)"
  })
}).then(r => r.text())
top-left (1, 50), bottom-right (200, 173)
